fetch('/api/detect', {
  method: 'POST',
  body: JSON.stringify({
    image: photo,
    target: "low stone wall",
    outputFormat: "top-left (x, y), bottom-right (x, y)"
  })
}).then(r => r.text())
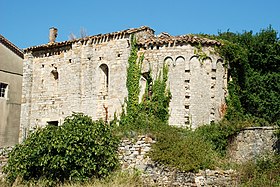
top-left (229, 126), bottom-right (279, 162)
top-left (118, 135), bottom-right (155, 170)
top-left (1, 127), bottom-right (278, 185)
top-left (119, 135), bottom-right (237, 186)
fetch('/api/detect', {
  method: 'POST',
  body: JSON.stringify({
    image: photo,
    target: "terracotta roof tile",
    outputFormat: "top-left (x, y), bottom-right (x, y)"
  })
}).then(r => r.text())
top-left (24, 26), bottom-right (154, 52)
top-left (137, 33), bottom-right (221, 48)
top-left (24, 26), bottom-right (221, 53)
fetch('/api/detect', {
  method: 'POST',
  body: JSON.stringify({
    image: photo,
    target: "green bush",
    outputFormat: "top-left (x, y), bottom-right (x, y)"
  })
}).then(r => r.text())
top-left (148, 126), bottom-right (218, 172)
top-left (195, 120), bottom-right (246, 156)
top-left (3, 113), bottom-right (120, 185)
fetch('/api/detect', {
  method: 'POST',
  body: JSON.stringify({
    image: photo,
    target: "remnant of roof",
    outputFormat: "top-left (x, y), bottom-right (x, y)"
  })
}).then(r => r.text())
top-left (24, 26), bottom-right (155, 53)
top-left (24, 26), bottom-right (221, 53)
top-left (138, 33), bottom-right (221, 48)
top-left (0, 35), bottom-right (24, 58)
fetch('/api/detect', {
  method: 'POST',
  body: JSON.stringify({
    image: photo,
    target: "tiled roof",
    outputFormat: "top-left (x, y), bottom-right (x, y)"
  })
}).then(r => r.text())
top-left (0, 35), bottom-right (24, 58)
top-left (24, 26), bottom-right (154, 52)
top-left (24, 26), bottom-right (221, 53)
top-left (137, 32), bottom-right (221, 48)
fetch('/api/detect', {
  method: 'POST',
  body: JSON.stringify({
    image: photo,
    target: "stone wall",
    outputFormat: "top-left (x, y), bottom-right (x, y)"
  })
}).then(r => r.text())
top-left (140, 45), bottom-right (227, 128)
top-left (229, 126), bottom-right (279, 162)
top-left (21, 38), bottom-right (131, 140)
top-left (20, 29), bottom-right (154, 141)
top-left (119, 135), bottom-right (237, 186)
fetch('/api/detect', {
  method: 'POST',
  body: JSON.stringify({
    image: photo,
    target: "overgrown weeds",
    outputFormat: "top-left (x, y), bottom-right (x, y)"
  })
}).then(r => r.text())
top-left (237, 153), bottom-right (280, 186)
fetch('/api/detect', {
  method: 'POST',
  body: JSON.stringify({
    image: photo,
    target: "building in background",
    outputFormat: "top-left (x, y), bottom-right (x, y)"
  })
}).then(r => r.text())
top-left (0, 35), bottom-right (23, 146)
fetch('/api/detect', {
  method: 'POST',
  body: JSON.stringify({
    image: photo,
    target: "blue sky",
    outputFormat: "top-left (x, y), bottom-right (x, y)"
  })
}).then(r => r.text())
top-left (2, 0), bottom-right (280, 49)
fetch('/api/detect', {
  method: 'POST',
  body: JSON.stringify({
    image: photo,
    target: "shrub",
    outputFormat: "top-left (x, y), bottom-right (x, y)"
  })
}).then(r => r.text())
top-left (195, 120), bottom-right (246, 156)
top-left (148, 126), bottom-right (218, 172)
top-left (3, 113), bottom-right (120, 185)
top-left (238, 154), bottom-right (280, 186)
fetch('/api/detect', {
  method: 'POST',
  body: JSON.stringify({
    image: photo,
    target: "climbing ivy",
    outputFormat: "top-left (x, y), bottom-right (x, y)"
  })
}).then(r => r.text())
top-left (194, 43), bottom-right (209, 63)
top-left (140, 64), bottom-right (171, 124)
top-left (119, 34), bottom-right (171, 131)
top-left (125, 34), bottom-right (142, 121)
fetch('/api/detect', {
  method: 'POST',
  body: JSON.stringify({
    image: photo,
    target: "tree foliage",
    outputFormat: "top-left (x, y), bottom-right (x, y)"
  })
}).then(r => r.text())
top-left (216, 26), bottom-right (280, 125)
top-left (3, 113), bottom-right (120, 185)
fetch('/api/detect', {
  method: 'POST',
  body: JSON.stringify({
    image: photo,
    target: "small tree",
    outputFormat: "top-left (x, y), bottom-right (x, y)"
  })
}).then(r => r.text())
top-left (4, 113), bottom-right (120, 185)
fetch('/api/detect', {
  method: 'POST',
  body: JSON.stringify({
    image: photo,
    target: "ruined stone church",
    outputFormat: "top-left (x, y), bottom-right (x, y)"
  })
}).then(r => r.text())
top-left (20, 26), bottom-right (227, 140)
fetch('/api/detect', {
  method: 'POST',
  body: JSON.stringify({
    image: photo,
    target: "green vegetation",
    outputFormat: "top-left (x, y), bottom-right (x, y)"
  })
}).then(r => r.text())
top-left (209, 26), bottom-right (280, 126)
top-left (125, 35), bottom-right (142, 121)
top-left (148, 126), bottom-right (218, 172)
top-left (3, 113), bottom-right (119, 186)
top-left (238, 154), bottom-right (280, 186)
top-left (118, 34), bottom-right (171, 134)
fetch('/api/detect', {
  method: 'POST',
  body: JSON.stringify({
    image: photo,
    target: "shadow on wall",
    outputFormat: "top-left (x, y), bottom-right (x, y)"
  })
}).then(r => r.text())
top-left (273, 138), bottom-right (280, 154)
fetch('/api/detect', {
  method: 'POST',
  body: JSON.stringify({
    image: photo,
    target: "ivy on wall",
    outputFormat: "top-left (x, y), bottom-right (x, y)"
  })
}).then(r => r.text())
top-left (139, 64), bottom-right (171, 124)
top-left (120, 34), bottom-right (171, 130)
top-left (126, 35), bottom-right (142, 121)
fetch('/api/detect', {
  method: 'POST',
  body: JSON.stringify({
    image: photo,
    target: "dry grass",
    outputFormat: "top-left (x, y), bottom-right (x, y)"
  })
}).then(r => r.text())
top-left (61, 171), bottom-right (145, 187)
top-left (0, 170), bottom-right (146, 187)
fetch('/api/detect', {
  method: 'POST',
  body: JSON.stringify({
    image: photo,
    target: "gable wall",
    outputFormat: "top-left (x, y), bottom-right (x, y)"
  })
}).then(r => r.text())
top-left (20, 36), bottom-right (132, 140)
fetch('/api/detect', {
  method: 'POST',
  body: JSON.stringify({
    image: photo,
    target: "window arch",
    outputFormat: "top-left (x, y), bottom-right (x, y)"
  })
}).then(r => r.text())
top-left (164, 56), bottom-right (173, 66)
top-left (99, 64), bottom-right (109, 93)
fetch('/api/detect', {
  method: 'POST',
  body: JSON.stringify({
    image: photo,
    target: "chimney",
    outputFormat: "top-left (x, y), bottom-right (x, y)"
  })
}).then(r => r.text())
top-left (49, 27), bottom-right (58, 43)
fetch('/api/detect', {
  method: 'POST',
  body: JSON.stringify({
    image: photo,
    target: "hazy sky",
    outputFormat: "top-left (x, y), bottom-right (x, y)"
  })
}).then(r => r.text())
top-left (2, 0), bottom-right (280, 49)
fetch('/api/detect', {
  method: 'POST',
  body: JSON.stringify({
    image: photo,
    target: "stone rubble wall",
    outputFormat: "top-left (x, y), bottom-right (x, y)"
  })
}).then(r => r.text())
top-left (229, 126), bottom-right (279, 162)
top-left (2, 128), bottom-right (278, 185)
top-left (119, 135), bottom-right (237, 187)
top-left (0, 136), bottom-right (237, 186)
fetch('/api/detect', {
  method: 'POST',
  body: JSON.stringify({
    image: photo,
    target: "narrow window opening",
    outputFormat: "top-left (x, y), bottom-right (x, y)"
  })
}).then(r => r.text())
top-left (0, 83), bottom-right (8, 98)
top-left (99, 64), bottom-right (109, 93)
top-left (47, 121), bottom-right (58, 126)
top-left (51, 68), bottom-right (59, 80)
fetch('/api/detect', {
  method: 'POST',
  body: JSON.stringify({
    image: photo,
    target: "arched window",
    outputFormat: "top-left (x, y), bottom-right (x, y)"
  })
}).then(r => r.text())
top-left (99, 64), bottom-right (109, 94)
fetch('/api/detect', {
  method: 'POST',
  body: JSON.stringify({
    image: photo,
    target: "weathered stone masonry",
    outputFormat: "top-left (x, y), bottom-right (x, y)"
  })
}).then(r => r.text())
top-left (20, 26), bottom-right (227, 140)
